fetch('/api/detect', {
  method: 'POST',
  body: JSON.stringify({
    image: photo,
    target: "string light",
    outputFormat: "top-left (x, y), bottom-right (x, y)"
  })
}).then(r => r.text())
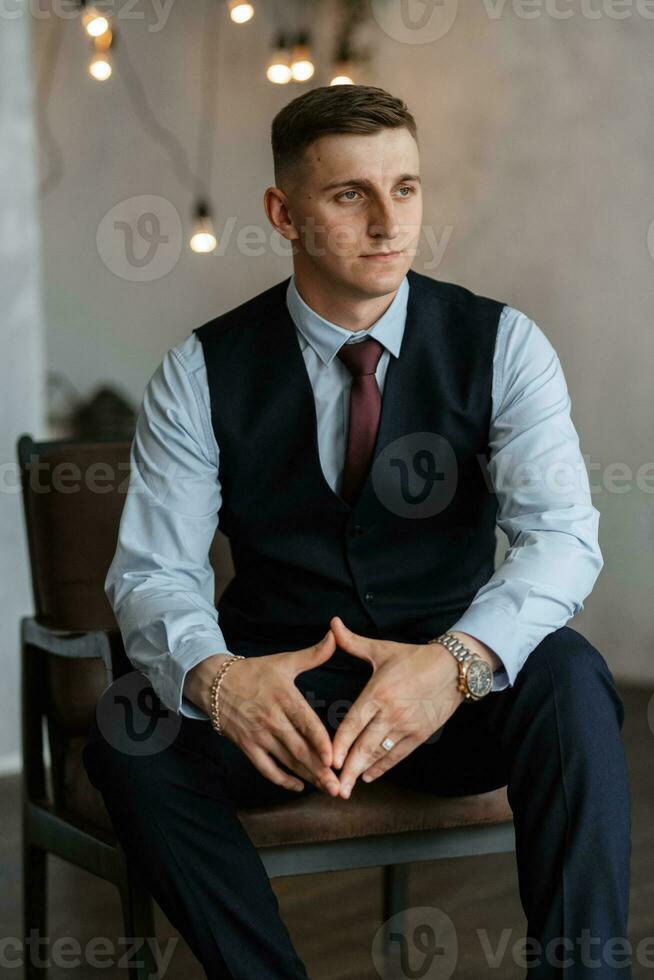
top-left (88, 28), bottom-right (114, 81)
top-left (290, 31), bottom-right (315, 82)
top-left (89, 53), bottom-right (111, 80)
top-left (329, 40), bottom-right (356, 85)
top-left (266, 32), bottom-right (292, 85)
top-left (188, 0), bottom-right (222, 254)
top-left (80, 1), bottom-right (111, 38)
top-left (38, 0), bottom-right (372, 236)
top-left (330, 60), bottom-right (355, 84)
top-left (228, 0), bottom-right (254, 24)
top-left (189, 200), bottom-right (218, 253)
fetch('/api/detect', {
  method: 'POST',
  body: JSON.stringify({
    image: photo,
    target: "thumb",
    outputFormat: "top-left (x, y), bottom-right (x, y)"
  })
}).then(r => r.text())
top-left (309, 628), bottom-right (337, 665)
top-left (290, 629), bottom-right (336, 674)
top-left (330, 616), bottom-right (373, 664)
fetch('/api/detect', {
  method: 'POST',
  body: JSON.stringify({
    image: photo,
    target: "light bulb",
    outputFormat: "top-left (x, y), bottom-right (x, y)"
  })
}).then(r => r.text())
top-left (267, 63), bottom-right (292, 84)
top-left (190, 202), bottom-right (217, 254)
top-left (228, 0), bottom-right (254, 23)
top-left (89, 52), bottom-right (112, 80)
top-left (291, 53), bottom-right (314, 81)
top-left (330, 45), bottom-right (356, 87)
top-left (290, 35), bottom-right (314, 82)
top-left (82, 6), bottom-right (110, 38)
top-left (267, 58), bottom-right (292, 84)
top-left (266, 35), bottom-right (292, 84)
top-left (190, 230), bottom-right (217, 253)
top-left (330, 70), bottom-right (355, 85)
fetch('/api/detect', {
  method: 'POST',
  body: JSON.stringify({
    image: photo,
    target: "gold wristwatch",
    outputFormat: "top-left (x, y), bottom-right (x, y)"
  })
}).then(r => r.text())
top-left (428, 631), bottom-right (494, 702)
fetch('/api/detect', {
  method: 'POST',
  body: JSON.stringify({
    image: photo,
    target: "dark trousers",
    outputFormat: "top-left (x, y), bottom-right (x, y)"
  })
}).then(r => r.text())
top-left (83, 625), bottom-right (632, 979)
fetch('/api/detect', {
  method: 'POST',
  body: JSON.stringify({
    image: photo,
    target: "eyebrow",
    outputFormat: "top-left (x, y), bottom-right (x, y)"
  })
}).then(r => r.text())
top-left (320, 173), bottom-right (422, 193)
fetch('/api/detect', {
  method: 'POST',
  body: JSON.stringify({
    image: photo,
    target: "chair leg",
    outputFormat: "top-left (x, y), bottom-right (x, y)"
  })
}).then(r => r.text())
top-left (23, 841), bottom-right (48, 978)
top-left (118, 864), bottom-right (158, 980)
top-left (381, 863), bottom-right (411, 979)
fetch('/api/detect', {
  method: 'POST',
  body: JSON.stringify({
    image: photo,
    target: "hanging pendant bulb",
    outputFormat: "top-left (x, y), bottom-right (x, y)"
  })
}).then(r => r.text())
top-left (88, 28), bottom-right (114, 81)
top-left (330, 60), bottom-right (355, 85)
top-left (290, 32), bottom-right (315, 82)
top-left (266, 33), bottom-right (292, 85)
top-left (80, 1), bottom-right (111, 38)
top-left (330, 69), bottom-right (355, 86)
top-left (89, 51), bottom-right (112, 81)
top-left (329, 41), bottom-right (356, 85)
top-left (190, 200), bottom-right (217, 254)
top-left (228, 0), bottom-right (254, 24)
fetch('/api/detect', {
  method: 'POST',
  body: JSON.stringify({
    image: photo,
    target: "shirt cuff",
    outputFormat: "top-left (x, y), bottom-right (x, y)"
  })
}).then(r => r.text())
top-left (448, 604), bottom-right (519, 690)
top-left (159, 633), bottom-right (235, 721)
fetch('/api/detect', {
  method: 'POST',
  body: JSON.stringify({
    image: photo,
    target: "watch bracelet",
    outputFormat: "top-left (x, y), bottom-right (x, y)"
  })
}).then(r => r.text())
top-left (427, 631), bottom-right (487, 701)
top-left (209, 655), bottom-right (246, 734)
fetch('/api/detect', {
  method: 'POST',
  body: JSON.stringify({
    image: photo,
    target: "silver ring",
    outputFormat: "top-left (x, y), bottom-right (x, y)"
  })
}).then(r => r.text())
top-left (381, 737), bottom-right (395, 751)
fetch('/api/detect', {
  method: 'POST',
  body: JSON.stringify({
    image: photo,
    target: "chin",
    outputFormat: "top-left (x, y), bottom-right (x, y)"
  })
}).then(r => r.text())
top-left (357, 262), bottom-right (407, 289)
top-left (325, 259), bottom-right (406, 298)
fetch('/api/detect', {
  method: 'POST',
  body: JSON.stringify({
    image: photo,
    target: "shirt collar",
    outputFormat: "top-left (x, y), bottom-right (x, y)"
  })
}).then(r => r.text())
top-left (285, 272), bottom-right (409, 366)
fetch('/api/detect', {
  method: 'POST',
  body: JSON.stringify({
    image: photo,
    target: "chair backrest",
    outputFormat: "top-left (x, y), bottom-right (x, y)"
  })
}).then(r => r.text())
top-left (17, 433), bottom-right (235, 632)
top-left (17, 434), bottom-right (236, 804)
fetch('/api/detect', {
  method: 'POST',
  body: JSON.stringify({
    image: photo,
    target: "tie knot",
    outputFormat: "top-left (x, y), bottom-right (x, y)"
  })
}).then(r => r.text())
top-left (336, 337), bottom-right (385, 378)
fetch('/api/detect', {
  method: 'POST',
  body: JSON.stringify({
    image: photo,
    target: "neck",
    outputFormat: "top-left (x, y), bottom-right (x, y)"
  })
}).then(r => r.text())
top-left (292, 264), bottom-right (401, 333)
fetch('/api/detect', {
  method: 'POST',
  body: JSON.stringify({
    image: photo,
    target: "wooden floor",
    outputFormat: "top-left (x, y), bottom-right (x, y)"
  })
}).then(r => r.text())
top-left (1, 683), bottom-right (652, 979)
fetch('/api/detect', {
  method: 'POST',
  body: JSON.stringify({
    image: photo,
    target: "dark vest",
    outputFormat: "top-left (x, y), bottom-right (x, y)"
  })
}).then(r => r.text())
top-left (194, 269), bottom-right (505, 673)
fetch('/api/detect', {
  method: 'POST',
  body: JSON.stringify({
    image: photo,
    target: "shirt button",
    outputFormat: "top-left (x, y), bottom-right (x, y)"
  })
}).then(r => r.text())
top-left (364, 591), bottom-right (375, 602)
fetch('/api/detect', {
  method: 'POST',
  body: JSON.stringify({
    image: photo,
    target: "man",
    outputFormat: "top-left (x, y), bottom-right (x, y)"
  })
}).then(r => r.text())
top-left (83, 85), bottom-right (631, 978)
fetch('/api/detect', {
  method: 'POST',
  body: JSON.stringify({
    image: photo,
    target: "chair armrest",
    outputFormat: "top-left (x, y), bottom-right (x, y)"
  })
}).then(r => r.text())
top-left (20, 616), bottom-right (132, 684)
top-left (20, 617), bottom-right (133, 806)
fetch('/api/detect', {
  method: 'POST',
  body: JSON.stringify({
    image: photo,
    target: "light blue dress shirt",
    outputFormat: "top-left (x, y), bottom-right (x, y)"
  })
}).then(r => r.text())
top-left (105, 273), bottom-right (604, 721)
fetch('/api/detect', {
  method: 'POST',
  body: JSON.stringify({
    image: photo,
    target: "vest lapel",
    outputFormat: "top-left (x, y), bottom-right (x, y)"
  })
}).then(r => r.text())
top-left (276, 282), bottom-right (351, 512)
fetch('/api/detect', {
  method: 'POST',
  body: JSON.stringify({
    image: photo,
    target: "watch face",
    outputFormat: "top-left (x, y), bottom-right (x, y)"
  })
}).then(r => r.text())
top-left (466, 659), bottom-right (493, 698)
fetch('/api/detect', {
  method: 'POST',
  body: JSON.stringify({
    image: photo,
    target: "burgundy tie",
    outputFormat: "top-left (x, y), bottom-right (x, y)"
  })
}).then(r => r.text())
top-left (336, 337), bottom-right (385, 504)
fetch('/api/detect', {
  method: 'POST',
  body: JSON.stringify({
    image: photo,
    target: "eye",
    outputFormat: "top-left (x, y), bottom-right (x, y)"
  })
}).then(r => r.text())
top-left (337, 186), bottom-right (416, 202)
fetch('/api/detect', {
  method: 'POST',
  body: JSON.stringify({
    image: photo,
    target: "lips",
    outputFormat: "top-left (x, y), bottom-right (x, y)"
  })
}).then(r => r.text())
top-left (362, 250), bottom-right (402, 259)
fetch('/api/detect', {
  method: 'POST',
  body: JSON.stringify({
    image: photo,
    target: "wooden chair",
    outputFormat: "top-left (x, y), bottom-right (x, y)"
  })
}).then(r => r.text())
top-left (17, 433), bottom-right (516, 979)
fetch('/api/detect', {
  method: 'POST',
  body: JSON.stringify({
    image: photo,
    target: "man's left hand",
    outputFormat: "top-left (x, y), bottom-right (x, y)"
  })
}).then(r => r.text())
top-left (328, 616), bottom-right (468, 799)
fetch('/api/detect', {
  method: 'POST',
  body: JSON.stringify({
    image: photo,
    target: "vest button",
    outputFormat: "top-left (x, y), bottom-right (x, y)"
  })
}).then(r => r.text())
top-left (364, 591), bottom-right (375, 602)
top-left (351, 524), bottom-right (364, 536)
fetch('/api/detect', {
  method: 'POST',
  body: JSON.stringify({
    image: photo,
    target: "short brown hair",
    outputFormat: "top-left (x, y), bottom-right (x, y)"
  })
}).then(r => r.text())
top-left (271, 84), bottom-right (418, 191)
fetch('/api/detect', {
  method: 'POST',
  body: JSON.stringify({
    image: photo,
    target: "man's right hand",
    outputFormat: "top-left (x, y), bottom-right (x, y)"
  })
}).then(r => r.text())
top-left (184, 630), bottom-right (341, 796)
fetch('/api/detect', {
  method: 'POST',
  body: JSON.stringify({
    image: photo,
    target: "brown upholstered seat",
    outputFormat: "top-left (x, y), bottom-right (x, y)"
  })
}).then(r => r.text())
top-left (62, 730), bottom-right (512, 845)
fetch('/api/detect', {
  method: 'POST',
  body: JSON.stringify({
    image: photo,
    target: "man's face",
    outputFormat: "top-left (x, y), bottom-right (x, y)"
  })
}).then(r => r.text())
top-left (285, 127), bottom-right (422, 298)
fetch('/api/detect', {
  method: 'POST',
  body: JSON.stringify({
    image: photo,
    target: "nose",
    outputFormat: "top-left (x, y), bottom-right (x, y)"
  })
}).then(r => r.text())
top-left (368, 197), bottom-right (400, 241)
